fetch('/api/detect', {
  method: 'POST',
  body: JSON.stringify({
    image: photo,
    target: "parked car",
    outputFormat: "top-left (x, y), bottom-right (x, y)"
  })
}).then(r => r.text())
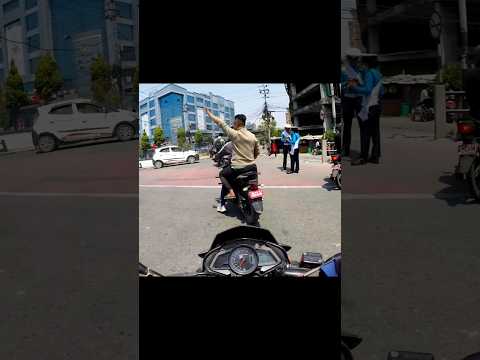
top-left (32, 98), bottom-right (139, 153)
top-left (152, 146), bottom-right (200, 168)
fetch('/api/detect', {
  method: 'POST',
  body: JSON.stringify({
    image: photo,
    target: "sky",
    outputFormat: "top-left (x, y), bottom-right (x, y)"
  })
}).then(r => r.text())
top-left (139, 83), bottom-right (290, 127)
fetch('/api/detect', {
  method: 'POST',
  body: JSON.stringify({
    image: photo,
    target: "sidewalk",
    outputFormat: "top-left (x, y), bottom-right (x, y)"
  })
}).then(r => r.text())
top-left (0, 132), bottom-right (34, 155)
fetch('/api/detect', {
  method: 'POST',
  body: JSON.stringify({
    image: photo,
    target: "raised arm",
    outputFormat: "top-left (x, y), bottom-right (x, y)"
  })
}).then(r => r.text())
top-left (205, 108), bottom-right (236, 140)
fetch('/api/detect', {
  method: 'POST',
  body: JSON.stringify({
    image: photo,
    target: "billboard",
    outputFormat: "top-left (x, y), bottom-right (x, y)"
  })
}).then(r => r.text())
top-left (197, 108), bottom-right (206, 131)
top-left (4, 20), bottom-right (26, 77)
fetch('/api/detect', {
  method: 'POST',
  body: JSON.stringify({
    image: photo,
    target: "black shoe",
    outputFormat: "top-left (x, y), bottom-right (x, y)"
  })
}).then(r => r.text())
top-left (286, 170), bottom-right (293, 174)
top-left (368, 157), bottom-right (380, 164)
top-left (351, 158), bottom-right (367, 166)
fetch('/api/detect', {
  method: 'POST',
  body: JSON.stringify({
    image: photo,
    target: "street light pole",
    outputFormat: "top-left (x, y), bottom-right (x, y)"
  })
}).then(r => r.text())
top-left (458, 0), bottom-right (469, 70)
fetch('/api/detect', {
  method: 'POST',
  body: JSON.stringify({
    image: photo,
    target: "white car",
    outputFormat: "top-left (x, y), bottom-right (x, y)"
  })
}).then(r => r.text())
top-left (152, 146), bottom-right (200, 168)
top-left (32, 98), bottom-right (139, 153)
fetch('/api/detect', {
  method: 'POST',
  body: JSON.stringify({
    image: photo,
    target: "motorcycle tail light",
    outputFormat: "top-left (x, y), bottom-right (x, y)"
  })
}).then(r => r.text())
top-left (458, 122), bottom-right (476, 135)
top-left (250, 184), bottom-right (258, 191)
top-left (331, 155), bottom-right (340, 162)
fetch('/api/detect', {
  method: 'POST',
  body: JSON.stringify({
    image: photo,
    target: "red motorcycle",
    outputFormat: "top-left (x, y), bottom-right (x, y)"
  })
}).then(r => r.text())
top-left (330, 154), bottom-right (342, 190)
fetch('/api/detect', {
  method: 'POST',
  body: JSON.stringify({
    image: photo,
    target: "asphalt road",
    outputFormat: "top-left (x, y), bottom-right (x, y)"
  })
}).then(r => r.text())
top-left (342, 117), bottom-right (480, 360)
top-left (139, 155), bottom-right (341, 275)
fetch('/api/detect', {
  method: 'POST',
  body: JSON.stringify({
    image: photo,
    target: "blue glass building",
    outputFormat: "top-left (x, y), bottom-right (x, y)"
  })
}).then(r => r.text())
top-left (139, 84), bottom-right (235, 144)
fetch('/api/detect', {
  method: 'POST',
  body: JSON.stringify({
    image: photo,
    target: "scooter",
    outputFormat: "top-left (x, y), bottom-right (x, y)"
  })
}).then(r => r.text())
top-left (454, 116), bottom-right (480, 200)
top-left (330, 154), bottom-right (342, 190)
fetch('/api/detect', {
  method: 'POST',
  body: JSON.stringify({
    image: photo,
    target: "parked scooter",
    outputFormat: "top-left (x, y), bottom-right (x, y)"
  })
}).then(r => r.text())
top-left (330, 154), bottom-right (342, 190)
top-left (454, 116), bottom-right (480, 200)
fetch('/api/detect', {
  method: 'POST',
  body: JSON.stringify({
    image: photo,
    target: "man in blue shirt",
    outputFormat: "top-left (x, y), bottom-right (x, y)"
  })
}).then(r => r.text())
top-left (280, 124), bottom-right (292, 171)
top-left (287, 126), bottom-right (301, 174)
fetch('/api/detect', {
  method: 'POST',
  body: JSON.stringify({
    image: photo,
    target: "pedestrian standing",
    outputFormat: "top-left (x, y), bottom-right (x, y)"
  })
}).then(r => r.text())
top-left (271, 141), bottom-right (278, 157)
top-left (281, 124), bottom-right (292, 170)
top-left (287, 126), bottom-right (300, 174)
top-left (350, 54), bottom-right (384, 165)
top-left (341, 48), bottom-right (364, 158)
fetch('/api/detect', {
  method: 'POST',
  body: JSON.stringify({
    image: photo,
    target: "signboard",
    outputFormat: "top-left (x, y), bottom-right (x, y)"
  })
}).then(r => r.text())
top-left (4, 20), bottom-right (26, 77)
top-left (197, 108), bottom-right (206, 131)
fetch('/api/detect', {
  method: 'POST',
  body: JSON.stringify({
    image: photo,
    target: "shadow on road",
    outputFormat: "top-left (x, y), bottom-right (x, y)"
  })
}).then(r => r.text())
top-left (322, 177), bottom-right (339, 191)
top-left (212, 199), bottom-right (261, 227)
top-left (434, 172), bottom-right (479, 206)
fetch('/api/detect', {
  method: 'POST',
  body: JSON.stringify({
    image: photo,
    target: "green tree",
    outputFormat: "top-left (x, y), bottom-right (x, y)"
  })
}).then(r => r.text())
top-left (0, 87), bottom-right (8, 129)
top-left (34, 54), bottom-right (63, 103)
top-left (5, 61), bottom-right (29, 129)
top-left (436, 63), bottom-right (463, 90)
top-left (140, 130), bottom-right (151, 152)
top-left (194, 129), bottom-right (203, 147)
top-left (90, 56), bottom-right (120, 108)
top-left (177, 128), bottom-right (187, 149)
top-left (153, 127), bottom-right (164, 146)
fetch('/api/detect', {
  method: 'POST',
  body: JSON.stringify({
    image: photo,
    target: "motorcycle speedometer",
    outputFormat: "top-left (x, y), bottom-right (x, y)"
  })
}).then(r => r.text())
top-left (228, 246), bottom-right (259, 276)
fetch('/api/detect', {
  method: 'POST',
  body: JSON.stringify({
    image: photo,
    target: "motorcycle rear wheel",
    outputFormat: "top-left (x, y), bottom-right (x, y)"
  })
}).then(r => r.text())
top-left (335, 172), bottom-right (342, 189)
top-left (244, 204), bottom-right (260, 226)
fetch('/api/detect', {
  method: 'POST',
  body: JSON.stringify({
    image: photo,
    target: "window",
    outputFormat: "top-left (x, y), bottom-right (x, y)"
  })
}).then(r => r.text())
top-left (3, 0), bottom-right (19, 13)
top-left (206, 124), bottom-right (212, 130)
top-left (189, 123), bottom-right (196, 130)
top-left (25, 0), bottom-right (37, 10)
top-left (49, 104), bottom-right (73, 115)
top-left (171, 147), bottom-right (181, 152)
top-left (205, 100), bottom-right (211, 107)
top-left (29, 57), bottom-right (39, 74)
top-left (159, 147), bottom-right (170, 153)
top-left (140, 103), bottom-right (148, 110)
top-left (141, 112), bottom-right (148, 119)
top-left (117, 24), bottom-right (134, 41)
top-left (26, 12), bottom-right (38, 31)
top-left (120, 46), bottom-right (136, 61)
top-left (188, 114), bottom-right (196, 122)
top-left (213, 110), bottom-right (219, 116)
top-left (186, 104), bottom-right (195, 112)
top-left (212, 103), bottom-right (218, 109)
top-left (149, 109), bottom-right (155, 117)
top-left (196, 97), bottom-right (204, 105)
top-left (115, 1), bottom-right (132, 19)
top-left (224, 112), bottom-right (230, 119)
top-left (27, 34), bottom-right (40, 53)
top-left (187, 95), bottom-right (195, 103)
top-left (150, 119), bottom-right (156, 126)
top-left (77, 103), bottom-right (103, 113)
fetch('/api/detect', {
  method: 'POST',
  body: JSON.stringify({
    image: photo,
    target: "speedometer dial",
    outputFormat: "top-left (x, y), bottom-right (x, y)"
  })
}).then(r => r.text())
top-left (228, 246), bottom-right (259, 275)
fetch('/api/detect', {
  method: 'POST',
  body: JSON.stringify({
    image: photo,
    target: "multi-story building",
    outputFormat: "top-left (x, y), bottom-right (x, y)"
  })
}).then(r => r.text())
top-left (355, 0), bottom-right (480, 75)
top-left (0, 0), bottom-right (138, 106)
top-left (139, 84), bottom-right (235, 144)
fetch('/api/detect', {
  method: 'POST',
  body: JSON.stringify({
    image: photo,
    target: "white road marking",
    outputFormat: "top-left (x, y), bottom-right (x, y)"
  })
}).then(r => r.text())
top-left (0, 192), bottom-right (138, 198)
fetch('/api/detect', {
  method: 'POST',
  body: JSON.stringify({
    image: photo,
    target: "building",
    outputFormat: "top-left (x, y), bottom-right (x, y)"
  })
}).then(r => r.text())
top-left (355, 0), bottom-right (480, 75)
top-left (138, 84), bottom-right (235, 144)
top-left (285, 83), bottom-right (340, 135)
top-left (0, 0), bottom-right (138, 107)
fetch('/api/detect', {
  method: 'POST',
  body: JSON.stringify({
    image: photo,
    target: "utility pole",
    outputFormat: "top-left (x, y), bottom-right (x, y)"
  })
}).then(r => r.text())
top-left (105, 0), bottom-right (123, 107)
top-left (259, 84), bottom-right (271, 147)
top-left (458, 0), bottom-right (469, 70)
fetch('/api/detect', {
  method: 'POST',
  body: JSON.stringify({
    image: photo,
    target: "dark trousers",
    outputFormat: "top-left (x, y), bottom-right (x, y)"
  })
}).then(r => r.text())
top-left (219, 164), bottom-right (258, 192)
top-left (359, 105), bottom-right (381, 160)
top-left (290, 149), bottom-right (299, 172)
top-left (341, 96), bottom-right (362, 156)
top-left (283, 144), bottom-right (291, 170)
top-left (220, 185), bottom-right (228, 206)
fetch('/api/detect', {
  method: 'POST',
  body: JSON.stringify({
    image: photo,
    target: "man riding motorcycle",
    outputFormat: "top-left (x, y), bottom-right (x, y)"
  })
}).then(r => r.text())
top-left (205, 109), bottom-right (259, 203)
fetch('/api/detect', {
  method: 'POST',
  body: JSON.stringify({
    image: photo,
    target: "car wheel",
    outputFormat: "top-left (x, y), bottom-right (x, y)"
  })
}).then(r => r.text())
top-left (187, 156), bottom-right (195, 164)
top-left (116, 124), bottom-right (134, 141)
top-left (37, 134), bottom-right (57, 153)
top-left (153, 160), bottom-right (164, 169)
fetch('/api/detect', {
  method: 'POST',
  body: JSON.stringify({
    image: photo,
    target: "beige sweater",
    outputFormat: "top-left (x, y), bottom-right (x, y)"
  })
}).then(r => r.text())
top-left (218, 120), bottom-right (259, 168)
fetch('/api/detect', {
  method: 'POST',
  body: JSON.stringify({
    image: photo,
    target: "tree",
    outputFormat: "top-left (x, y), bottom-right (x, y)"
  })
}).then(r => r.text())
top-left (436, 63), bottom-right (463, 90)
top-left (152, 127), bottom-right (164, 146)
top-left (257, 114), bottom-right (277, 144)
top-left (0, 87), bottom-right (8, 130)
top-left (271, 128), bottom-right (282, 137)
top-left (34, 54), bottom-right (63, 103)
top-left (177, 128), bottom-right (187, 149)
top-left (90, 56), bottom-right (121, 108)
top-left (140, 130), bottom-right (151, 152)
top-left (5, 61), bottom-right (29, 129)
top-left (194, 129), bottom-right (203, 147)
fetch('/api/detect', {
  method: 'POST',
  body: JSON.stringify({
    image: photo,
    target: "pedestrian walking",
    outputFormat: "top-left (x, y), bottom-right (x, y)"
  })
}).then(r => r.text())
top-left (271, 141), bottom-right (278, 157)
top-left (341, 48), bottom-right (364, 158)
top-left (350, 54), bottom-right (384, 165)
top-left (287, 126), bottom-right (300, 174)
top-left (281, 124), bottom-right (292, 170)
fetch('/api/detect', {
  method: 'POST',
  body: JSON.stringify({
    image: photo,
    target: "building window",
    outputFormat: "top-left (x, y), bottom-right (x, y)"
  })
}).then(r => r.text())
top-left (205, 100), bottom-right (211, 108)
top-left (117, 24), bottom-right (134, 41)
top-left (27, 34), bottom-right (40, 53)
top-left (213, 110), bottom-right (219, 116)
top-left (3, 0), bottom-right (19, 13)
top-left (149, 109), bottom-right (155, 117)
top-left (141, 112), bottom-right (148, 118)
top-left (29, 57), bottom-right (39, 74)
top-left (140, 103), bottom-right (148, 110)
top-left (212, 103), bottom-right (218, 109)
top-left (115, 1), bottom-right (132, 19)
top-left (186, 104), bottom-right (195, 112)
top-left (188, 114), bottom-right (196, 122)
top-left (149, 100), bottom-right (155, 108)
top-left (187, 95), bottom-right (194, 103)
top-left (25, 0), bottom-right (37, 10)
top-left (224, 112), bottom-right (230, 119)
top-left (206, 124), bottom-right (212, 130)
top-left (196, 97), bottom-right (204, 105)
top-left (189, 123), bottom-right (196, 130)
top-left (150, 119), bottom-right (156, 126)
top-left (120, 46), bottom-right (136, 61)
top-left (26, 12), bottom-right (38, 31)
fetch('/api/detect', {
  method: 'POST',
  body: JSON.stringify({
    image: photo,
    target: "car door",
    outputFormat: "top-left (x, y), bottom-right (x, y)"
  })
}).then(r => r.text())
top-left (169, 146), bottom-right (185, 163)
top-left (157, 147), bottom-right (172, 163)
top-left (47, 103), bottom-right (84, 142)
top-left (74, 102), bottom-right (110, 140)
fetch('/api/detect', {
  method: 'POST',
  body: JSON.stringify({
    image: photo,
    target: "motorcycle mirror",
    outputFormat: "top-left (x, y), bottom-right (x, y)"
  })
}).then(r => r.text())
top-left (300, 252), bottom-right (323, 269)
top-left (387, 351), bottom-right (434, 360)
